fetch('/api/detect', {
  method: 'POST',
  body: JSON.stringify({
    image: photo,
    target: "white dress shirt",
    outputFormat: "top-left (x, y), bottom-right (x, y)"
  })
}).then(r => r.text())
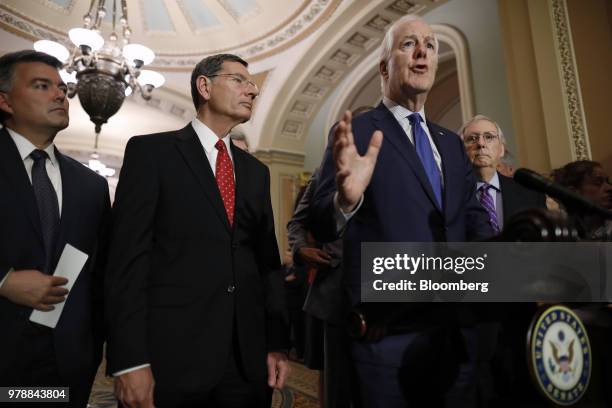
top-left (381, 96), bottom-right (443, 175)
top-left (0, 128), bottom-right (63, 289)
top-left (191, 117), bottom-right (234, 176)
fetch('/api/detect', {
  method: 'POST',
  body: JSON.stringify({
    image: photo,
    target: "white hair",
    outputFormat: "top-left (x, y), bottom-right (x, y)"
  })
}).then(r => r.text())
top-left (458, 114), bottom-right (506, 145)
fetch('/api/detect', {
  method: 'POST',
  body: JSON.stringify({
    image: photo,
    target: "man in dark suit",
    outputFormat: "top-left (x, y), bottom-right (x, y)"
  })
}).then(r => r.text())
top-left (310, 16), bottom-right (493, 407)
top-left (0, 50), bottom-right (110, 407)
top-left (287, 168), bottom-right (351, 407)
top-left (460, 115), bottom-right (547, 406)
top-left (105, 53), bottom-right (289, 408)
top-left (459, 115), bottom-right (547, 232)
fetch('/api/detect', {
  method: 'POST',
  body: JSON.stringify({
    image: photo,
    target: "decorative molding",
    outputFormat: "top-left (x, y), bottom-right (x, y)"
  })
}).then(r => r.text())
top-left (253, 149), bottom-right (305, 166)
top-left (386, 1), bottom-right (422, 15)
top-left (259, 0), bottom-right (443, 146)
top-left (549, 0), bottom-right (590, 160)
top-left (0, 0), bottom-right (341, 68)
top-left (235, 0), bottom-right (336, 61)
top-left (365, 15), bottom-right (392, 33)
top-left (217, 0), bottom-right (261, 22)
top-left (39, 0), bottom-right (76, 14)
top-left (302, 83), bottom-right (327, 99)
top-left (290, 101), bottom-right (314, 117)
top-left (0, 8), bottom-right (70, 45)
top-left (281, 120), bottom-right (303, 139)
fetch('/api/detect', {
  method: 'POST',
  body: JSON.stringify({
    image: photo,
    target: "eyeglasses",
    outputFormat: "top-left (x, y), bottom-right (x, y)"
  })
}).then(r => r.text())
top-left (464, 132), bottom-right (499, 145)
top-left (207, 73), bottom-right (258, 92)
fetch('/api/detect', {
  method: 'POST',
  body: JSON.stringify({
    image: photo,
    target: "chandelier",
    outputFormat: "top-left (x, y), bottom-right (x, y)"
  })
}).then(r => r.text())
top-left (33, 0), bottom-right (165, 138)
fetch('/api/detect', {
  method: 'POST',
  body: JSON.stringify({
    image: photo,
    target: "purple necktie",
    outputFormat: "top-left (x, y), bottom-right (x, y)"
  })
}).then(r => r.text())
top-left (479, 183), bottom-right (500, 234)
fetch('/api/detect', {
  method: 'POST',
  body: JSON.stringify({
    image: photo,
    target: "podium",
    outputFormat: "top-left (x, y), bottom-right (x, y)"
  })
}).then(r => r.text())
top-left (502, 209), bottom-right (611, 408)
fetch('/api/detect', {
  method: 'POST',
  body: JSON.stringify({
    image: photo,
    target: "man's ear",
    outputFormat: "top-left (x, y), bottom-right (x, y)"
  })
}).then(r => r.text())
top-left (0, 92), bottom-right (14, 117)
top-left (196, 75), bottom-right (211, 102)
top-left (379, 60), bottom-right (388, 80)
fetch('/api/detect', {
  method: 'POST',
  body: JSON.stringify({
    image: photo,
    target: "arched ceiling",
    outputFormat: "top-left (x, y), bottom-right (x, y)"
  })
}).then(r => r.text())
top-left (0, 0), bottom-right (340, 67)
top-left (0, 0), bottom-right (466, 161)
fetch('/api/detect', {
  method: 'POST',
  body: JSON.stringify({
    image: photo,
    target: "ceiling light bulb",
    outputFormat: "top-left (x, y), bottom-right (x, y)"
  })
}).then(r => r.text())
top-left (138, 70), bottom-right (165, 88)
top-left (34, 40), bottom-right (70, 62)
top-left (123, 43), bottom-right (155, 66)
top-left (69, 28), bottom-right (104, 51)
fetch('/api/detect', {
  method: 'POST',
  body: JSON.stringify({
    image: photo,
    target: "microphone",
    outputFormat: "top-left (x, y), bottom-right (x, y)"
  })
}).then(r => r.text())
top-left (513, 168), bottom-right (612, 219)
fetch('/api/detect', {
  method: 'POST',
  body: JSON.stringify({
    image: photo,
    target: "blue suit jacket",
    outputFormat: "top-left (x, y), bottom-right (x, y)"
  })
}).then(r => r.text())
top-left (311, 103), bottom-right (493, 304)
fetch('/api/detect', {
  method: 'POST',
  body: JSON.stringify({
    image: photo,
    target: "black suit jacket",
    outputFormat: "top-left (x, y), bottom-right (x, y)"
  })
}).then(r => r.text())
top-left (498, 172), bottom-right (547, 226)
top-left (105, 124), bottom-right (288, 391)
top-left (0, 128), bottom-right (110, 406)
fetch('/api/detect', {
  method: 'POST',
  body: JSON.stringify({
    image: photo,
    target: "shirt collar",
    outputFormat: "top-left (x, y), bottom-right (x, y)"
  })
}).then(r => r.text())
top-left (191, 117), bottom-right (232, 156)
top-left (477, 171), bottom-right (500, 191)
top-left (382, 96), bottom-right (426, 124)
top-left (6, 127), bottom-right (58, 167)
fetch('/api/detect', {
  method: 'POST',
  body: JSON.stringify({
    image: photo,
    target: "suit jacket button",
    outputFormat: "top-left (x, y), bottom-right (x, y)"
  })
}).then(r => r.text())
top-left (227, 285), bottom-right (235, 293)
top-left (232, 242), bottom-right (238, 249)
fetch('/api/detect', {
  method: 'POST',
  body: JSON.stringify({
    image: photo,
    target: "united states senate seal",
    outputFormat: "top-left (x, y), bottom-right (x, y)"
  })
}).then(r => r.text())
top-left (528, 305), bottom-right (591, 406)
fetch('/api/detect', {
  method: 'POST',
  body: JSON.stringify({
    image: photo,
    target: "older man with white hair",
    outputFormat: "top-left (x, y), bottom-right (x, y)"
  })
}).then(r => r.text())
top-left (311, 15), bottom-right (493, 407)
top-left (460, 115), bottom-right (546, 232)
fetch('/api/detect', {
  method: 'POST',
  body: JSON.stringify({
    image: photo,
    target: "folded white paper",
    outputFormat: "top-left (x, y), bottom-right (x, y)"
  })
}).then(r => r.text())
top-left (29, 244), bottom-right (88, 328)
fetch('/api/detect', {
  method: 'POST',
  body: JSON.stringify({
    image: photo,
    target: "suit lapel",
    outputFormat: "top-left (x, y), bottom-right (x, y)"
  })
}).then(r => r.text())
top-left (174, 125), bottom-right (231, 233)
top-left (54, 149), bottom-right (77, 256)
top-left (230, 142), bottom-right (246, 228)
top-left (428, 122), bottom-right (455, 218)
top-left (372, 104), bottom-right (442, 212)
top-left (0, 128), bottom-right (44, 244)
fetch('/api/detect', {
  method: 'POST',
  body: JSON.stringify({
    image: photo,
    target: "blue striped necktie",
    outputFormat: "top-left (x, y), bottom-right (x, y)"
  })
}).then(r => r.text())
top-left (408, 113), bottom-right (442, 208)
top-left (479, 183), bottom-right (500, 233)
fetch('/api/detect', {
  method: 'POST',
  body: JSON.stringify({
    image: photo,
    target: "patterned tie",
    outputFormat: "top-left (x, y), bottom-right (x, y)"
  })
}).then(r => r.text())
top-left (30, 149), bottom-right (60, 274)
top-left (479, 183), bottom-right (500, 234)
top-left (408, 113), bottom-right (442, 207)
top-left (215, 139), bottom-right (235, 226)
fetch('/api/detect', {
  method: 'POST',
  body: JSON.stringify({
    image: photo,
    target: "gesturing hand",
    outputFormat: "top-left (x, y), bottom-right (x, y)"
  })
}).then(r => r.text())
top-left (333, 110), bottom-right (383, 212)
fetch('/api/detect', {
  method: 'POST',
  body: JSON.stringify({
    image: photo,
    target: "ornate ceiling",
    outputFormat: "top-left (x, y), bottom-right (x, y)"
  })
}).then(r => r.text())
top-left (0, 0), bottom-right (461, 160)
top-left (0, 0), bottom-right (340, 68)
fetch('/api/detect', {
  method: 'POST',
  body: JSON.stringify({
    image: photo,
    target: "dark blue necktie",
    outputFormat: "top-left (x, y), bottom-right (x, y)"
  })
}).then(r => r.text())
top-left (408, 113), bottom-right (442, 207)
top-left (30, 149), bottom-right (60, 274)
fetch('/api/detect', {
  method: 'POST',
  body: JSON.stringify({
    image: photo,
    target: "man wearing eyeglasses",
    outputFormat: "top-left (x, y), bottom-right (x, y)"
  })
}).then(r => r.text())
top-left (460, 115), bottom-right (546, 407)
top-left (460, 115), bottom-right (546, 232)
top-left (105, 54), bottom-right (289, 408)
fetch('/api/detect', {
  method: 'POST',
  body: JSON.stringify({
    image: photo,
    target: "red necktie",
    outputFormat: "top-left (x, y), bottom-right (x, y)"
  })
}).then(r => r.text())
top-left (215, 139), bottom-right (235, 226)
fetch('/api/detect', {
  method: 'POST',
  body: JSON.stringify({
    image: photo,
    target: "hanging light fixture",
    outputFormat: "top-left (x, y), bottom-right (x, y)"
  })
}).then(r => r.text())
top-left (33, 0), bottom-right (165, 141)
